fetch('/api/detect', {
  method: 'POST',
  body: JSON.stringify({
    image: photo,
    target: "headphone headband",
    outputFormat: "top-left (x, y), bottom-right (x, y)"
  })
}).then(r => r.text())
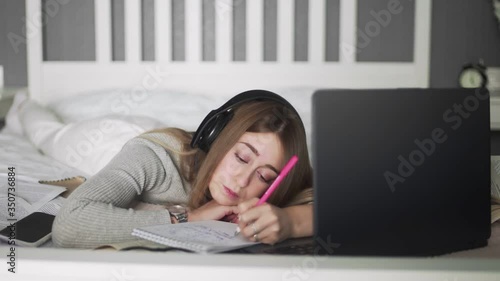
top-left (190, 89), bottom-right (301, 152)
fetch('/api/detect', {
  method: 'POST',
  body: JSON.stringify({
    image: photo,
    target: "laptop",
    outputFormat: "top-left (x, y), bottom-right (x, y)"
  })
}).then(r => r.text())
top-left (239, 88), bottom-right (491, 256)
top-left (312, 88), bottom-right (491, 256)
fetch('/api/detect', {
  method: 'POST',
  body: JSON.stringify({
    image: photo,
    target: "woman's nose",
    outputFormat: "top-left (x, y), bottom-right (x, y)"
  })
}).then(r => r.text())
top-left (235, 168), bottom-right (253, 188)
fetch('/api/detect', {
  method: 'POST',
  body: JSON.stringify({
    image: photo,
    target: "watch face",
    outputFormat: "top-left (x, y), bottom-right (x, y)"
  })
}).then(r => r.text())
top-left (167, 204), bottom-right (186, 215)
top-left (459, 68), bottom-right (485, 88)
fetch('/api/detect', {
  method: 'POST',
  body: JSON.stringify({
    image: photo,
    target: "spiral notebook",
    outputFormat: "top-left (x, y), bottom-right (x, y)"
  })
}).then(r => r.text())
top-left (131, 221), bottom-right (258, 253)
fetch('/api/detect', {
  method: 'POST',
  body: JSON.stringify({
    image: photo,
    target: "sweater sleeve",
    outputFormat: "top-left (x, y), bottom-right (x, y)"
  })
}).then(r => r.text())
top-left (52, 136), bottom-right (188, 248)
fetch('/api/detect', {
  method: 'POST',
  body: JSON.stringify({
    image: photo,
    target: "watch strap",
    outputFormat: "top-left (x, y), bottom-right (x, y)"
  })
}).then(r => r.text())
top-left (170, 211), bottom-right (188, 223)
top-left (176, 212), bottom-right (188, 223)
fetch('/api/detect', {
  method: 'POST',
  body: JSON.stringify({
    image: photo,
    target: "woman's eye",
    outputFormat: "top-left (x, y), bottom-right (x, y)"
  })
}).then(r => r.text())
top-left (257, 172), bottom-right (268, 183)
top-left (235, 153), bottom-right (248, 164)
top-left (257, 171), bottom-right (275, 183)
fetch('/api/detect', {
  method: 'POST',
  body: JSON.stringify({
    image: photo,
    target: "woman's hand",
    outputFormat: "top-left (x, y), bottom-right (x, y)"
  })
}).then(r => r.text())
top-left (236, 198), bottom-right (293, 245)
top-left (188, 200), bottom-right (239, 222)
top-left (221, 213), bottom-right (239, 223)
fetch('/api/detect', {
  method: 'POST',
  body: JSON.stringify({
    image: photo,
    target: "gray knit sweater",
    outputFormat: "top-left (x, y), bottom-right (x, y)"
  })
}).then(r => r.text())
top-left (52, 132), bottom-right (192, 248)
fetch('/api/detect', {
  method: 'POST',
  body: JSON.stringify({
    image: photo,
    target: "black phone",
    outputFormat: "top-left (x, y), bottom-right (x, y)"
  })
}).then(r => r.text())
top-left (0, 212), bottom-right (55, 247)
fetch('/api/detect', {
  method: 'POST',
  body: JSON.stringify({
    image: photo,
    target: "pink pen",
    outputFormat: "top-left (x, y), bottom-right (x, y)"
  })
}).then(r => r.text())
top-left (234, 155), bottom-right (299, 236)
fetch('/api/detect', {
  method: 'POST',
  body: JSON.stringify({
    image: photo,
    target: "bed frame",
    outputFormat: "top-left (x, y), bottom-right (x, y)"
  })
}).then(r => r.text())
top-left (26, 0), bottom-right (432, 104)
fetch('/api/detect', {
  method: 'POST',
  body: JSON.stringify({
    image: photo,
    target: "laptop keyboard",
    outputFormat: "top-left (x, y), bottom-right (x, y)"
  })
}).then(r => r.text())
top-left (261, 243), bottom-right (316, 255)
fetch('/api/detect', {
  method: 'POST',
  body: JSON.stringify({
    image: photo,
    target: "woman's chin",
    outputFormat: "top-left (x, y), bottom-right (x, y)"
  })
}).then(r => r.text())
top-left (213, 194), bottom-right (237, 206)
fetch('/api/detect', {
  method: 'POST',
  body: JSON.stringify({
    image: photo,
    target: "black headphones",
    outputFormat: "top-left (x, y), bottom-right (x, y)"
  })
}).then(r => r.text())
top-left (190, 89), bottom-right (301, 153)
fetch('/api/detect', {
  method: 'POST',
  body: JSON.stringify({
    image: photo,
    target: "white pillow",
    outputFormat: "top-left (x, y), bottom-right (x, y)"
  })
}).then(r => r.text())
top-left (48, 115), bottom-right (166, 176)
top-left (46, 87), bottom-right (315, 142)
top-left (18, 98), bottom-right (166, 176)
top-left (1, 91), bottom-right (30, 136)
top-left (46, 88), bottom-right (229, 131)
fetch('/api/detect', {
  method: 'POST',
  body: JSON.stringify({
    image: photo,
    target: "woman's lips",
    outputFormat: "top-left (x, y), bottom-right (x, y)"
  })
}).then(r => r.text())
top-left (223, 186), bottom-right (239, 199)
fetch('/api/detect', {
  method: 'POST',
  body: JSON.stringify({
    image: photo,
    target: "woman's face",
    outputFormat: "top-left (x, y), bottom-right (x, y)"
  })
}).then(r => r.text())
top-left (209, 132), bottom-right (284, 205)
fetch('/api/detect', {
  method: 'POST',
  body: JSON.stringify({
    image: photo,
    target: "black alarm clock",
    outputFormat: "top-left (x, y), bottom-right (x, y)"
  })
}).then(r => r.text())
top-left (458, 62), bottom-right (488, 88)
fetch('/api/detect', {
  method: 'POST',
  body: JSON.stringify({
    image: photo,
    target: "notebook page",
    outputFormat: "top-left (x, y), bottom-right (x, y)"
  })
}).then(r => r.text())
top-left (133, 221), bottom-right (257, 252)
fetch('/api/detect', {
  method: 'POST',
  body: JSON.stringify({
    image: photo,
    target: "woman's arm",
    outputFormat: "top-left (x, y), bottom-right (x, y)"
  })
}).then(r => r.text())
top-left (52, 137), bottom-right (189, 248)
top-left (283, 203), bottom-right (313, 238)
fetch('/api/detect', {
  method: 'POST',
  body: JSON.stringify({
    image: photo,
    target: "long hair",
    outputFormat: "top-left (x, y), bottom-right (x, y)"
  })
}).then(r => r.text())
top-left (140, 100), bottom-right (313, 210)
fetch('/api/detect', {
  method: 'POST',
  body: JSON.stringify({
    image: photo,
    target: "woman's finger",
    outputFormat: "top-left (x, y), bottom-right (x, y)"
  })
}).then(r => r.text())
top-left (250, 225), bottom-right (281, 244)
top-left (222, 213), bottom-right (237, 222)
top-left (240, 203), bottom-right (273, 223)
top-left (240, 206), bottom-right (273, 234)
top-left (239, 204), bottom-right (290, 244)
top-left (237, 198), bottom-right (260, 214)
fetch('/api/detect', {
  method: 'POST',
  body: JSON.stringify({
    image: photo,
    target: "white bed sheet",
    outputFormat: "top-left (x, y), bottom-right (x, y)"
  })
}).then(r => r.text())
top-left (0, 131), bottom-right (81, 248)
top-left (0, 131), bottom-right (84, 181)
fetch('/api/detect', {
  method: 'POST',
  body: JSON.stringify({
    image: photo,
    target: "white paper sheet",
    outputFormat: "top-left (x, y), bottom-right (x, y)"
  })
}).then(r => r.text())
top-left (0, 174), bottom-right (65, 229)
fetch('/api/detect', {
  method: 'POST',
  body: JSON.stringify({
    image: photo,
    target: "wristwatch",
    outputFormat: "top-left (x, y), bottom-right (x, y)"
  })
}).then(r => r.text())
top-left (167, 204), bottom-right (188, 223)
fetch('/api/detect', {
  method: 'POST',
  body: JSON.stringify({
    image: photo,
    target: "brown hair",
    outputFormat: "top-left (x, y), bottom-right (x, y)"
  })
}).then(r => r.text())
top-left (140, 100), bottom-right (313, 210)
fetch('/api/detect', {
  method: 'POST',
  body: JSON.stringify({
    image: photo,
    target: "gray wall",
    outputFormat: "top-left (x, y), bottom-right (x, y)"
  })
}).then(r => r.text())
top-left (0, 0), bottom-right (27, 87)
top-left (111, 0), bottom-right (125, 61)
top-left (356, 0), bottom-right (415, 62)
top-left (1, 0), bottom-right (500, 87)
top-left (430, 0), bottom-right (500, 88)
top-left (42, 0), bottom-right (96, 61)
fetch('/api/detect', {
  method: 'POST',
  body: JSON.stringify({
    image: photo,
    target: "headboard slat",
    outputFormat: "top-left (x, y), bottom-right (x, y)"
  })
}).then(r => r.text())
top-left (216, 0), bottom-right (232, 62)
top-left (414, 0), bottom-right (431, 87)
top-left (186, 0), bottom-right (202, 62)
top-left (309, 0), bottom-right (325, 64)
top-left (277, 0), bottom-right (293, 63)
top-left (247, 0), bottom-right (264, 63)
top-left (125, 0), bottom-right (141, 62)
top-left (155, 0), bottom-right (171, 62)
top-left (95, 0), bottom-right (112, 63)
top-left (338, 0), bottom-right (357, 64)
top-left (26, 0), bottom-right (43, 102)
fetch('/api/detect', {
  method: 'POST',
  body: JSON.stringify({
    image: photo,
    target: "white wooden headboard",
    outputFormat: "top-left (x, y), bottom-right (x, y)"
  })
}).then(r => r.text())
top-left (0, 65), bottom-right (3, 88)
top-left (26, 0), bottom-right (432, 104)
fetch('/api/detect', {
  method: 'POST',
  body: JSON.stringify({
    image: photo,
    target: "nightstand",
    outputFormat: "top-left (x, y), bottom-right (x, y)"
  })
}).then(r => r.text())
top-left (0, 87), bottom-right (26, 129)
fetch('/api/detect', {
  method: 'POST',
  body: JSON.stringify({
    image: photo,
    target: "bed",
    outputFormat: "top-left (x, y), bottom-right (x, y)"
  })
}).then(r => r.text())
top-left (0, 0), bottom-right (499, 280)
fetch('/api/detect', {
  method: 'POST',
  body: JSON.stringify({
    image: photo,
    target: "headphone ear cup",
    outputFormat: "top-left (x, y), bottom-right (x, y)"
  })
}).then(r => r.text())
top-left (197, 110), bottom-right (234, 152)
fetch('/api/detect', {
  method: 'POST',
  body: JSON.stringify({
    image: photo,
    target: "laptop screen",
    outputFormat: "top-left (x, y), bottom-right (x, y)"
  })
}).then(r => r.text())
top-left (312, 88), bottom-right (491, 256)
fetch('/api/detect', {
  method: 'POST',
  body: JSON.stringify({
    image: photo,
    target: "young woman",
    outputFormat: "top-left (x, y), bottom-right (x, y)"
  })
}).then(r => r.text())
top-left (52, 90), bottom-right (313, 249)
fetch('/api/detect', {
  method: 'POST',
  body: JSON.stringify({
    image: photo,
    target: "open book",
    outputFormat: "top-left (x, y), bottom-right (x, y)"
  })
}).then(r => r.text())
top-left (490, 156), bottom-right (500, 223)
top-left (0, 174), bottom-right (68, 230)
top-left (131, 220), bottom-right (258, 254)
